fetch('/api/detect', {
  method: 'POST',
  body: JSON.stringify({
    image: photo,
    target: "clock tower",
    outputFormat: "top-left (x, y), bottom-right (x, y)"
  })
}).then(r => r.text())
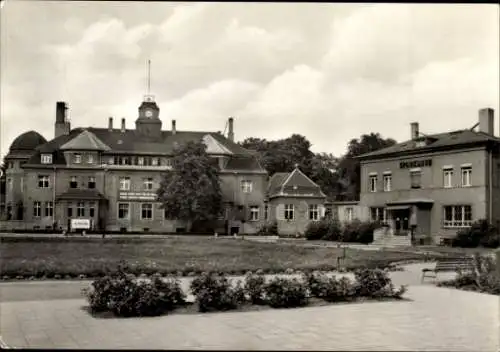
top-left (135, 94), bottom-right (162, 138)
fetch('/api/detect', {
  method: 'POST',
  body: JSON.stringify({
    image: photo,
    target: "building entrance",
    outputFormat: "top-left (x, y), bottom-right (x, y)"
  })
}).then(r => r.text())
top-left (392, 209), bottom-right (410, 236)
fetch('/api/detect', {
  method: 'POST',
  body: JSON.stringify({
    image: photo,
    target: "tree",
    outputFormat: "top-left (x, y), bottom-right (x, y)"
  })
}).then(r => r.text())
top-left (157, 141), bottom-right (223, 232)
top-left (337, 133), bottom-right (397, 200)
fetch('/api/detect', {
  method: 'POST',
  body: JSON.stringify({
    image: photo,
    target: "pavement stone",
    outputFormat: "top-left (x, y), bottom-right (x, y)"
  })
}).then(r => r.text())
top-left (0, 263), bottom-right (498, 351)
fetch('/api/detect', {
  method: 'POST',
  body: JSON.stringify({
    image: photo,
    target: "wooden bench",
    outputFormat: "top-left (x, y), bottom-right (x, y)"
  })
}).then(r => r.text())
top-left (421, 257), bottom-right (475, 282)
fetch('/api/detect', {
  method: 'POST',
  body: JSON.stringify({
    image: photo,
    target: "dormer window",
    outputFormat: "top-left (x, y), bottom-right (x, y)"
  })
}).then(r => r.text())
top-left (74, 153), bottom-right (82, 164)
top-left (152, 157), bottom-right (159, 166)
top-left (138, 157), bottom-right (144, 166)
top-left (87, 154), bottom-right (94, 164)
top-left (415, 140), bottom-right (426, 148)
top-left (41, 154), bottom-right (52, 164)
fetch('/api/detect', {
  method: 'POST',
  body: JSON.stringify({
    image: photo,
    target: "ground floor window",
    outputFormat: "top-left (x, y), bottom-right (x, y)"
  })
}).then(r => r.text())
top-left (370, 207), bottom-right (387, 224)
top-left (118, 203), bottom-right (129, 219)
top-left (44, 201), bottom-right (53, 217)
top-left (264, 204), bottom-right (268, 220)
top-left (443, 205), bottom-right (472, 228)
top-left (67, 203), bottom-right (73, 217)
top-left (309, 204), bottom-right (319, 220)
top-left (77, 202), bottom-right (85, 217)
top-left (33, 201), bottom-right (41, 217)
top-left (284, 204), bottom-right (294, 220)
top-left (141, 203), bottom-right (153, 220)
top-left (249, 206), bottom-right (259, 221)
top-left (89, 202), bottom-right (95, 218)
top-left (345, 207), bottom-right (353, 221)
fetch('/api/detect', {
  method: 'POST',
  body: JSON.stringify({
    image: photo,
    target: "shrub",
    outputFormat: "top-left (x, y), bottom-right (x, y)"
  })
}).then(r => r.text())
top-left (302, 271), bottom-right (330, 298)
top-left (264, 277), bottom-right (309, 308)
top-left (452, 220), bottom-right (499, 248)
top-left (305, 219), bottom-right (342, 241)
top-left (353, 268), bottom-right (406, 299)
top-left (256, 221), bottom-right (278, 236)
top-left (341, 220), bottom-right (381, 244)
top-left (322, 276), bottom-right (357, 302)
top-left (190, 273), bottom-right (247, 312)
top-left (244, 272), bottom-right (267, 305)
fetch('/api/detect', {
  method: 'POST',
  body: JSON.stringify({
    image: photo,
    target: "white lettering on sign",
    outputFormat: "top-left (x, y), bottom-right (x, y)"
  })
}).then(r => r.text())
top-left (119, 192), bottom-right (156, 201)
top-left (71, 219), bottom-right (91, 230)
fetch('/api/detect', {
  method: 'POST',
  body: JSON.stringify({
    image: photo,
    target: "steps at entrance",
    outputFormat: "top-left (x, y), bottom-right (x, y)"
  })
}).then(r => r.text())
top-left (372, 228), bottom-right (411, 247)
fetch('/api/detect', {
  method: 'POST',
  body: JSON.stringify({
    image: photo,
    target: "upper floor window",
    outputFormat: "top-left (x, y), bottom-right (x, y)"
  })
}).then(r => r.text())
top-left (76, 202), bottom-right (85, 217)
top-left (284, 204), bottom-right (294, 220)
top-left (309, 204), bottom-right (319, 221)
top-left (38, 175), bottom-right (50, 188)
top-left (410, 170), bottom-right (422, 189)
top-left (383, 174), bottom-right (392, 192)
top-left (7, 162), bottom-right (13, 168)
top-left (241, 180), bottom-right (253, 193)
top-left (144, 157), bottom-right (152, 166)
top-left (369, 175), bottom-right (377, 192)
top-left (67, 203), bottom-right (73, 217)
top-left (461, 166), bottom-right (472, 187)
top-left (89, 202), bottom-right (96, 218)
top-left (87, 154), bottom-right (94, 164)
top-left (41, 154), bottom-right (52, 164)
top-left (119, 177), bottom-right (131, 191)
top-left (141, 203), bottom-right (153, 220)
top-left (152, 157), bottom-right (159, 166)
top-left (264, 204), bottom-right (269, 220)
top-left (249, 206), bottom-right (260, 221)
top-left (143, 178), bottom-right (154, 190)
top-left (7, 178), bottom-right (12, 190)
top-left (74, 153), bottom-right (82, 164)
top-left (443, 168), bottom-right (453, 188)
top-left (137, 157), bottom-right (144, 166)
top-left (88, 176), bottom-right (96, 189)
top-left (69, 176), bottom-right (78, 189)
top-left (33, 201), bottom-right (41, 217)
top-left (345, 207), bottom-right (354, 222)
top-left (443, 205), bottom-right (472, 228)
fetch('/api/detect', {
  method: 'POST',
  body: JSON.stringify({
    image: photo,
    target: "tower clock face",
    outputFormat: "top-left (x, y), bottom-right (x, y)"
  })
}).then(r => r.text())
top-left (145, 110), bottom-right (153, 118)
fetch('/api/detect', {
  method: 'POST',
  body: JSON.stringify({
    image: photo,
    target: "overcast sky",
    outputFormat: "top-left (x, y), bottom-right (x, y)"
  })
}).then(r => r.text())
top-left (1, 2), bottom-right (499, 161)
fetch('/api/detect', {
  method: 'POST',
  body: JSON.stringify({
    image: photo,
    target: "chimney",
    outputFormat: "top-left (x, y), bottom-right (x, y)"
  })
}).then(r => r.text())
top-left (478, 108), bottom-right (494, 135)
top-left (171, 120), bottom-right (176, 135)
top-left (228, 117), bottom-right (234, 142)
top-left (121, 118), bottom-right (126, 133)
top-left (108, 117), bottom-right (113, 131)
top-left (54, 101), bottom-right (70, 138)
top-left (410, 122), bottom-right (419, 140)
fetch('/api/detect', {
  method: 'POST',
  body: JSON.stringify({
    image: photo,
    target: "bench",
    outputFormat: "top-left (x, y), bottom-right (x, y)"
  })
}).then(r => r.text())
top-left (421, 257), bottom-right (475, 282)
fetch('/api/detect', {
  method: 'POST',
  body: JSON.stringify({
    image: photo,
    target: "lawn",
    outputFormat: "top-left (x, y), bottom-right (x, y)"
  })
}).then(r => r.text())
top-left (1, 236), bottom-right (447, 278)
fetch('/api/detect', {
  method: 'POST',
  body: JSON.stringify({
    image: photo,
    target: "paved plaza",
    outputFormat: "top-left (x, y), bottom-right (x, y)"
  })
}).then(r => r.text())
top-left (0, 263), bottom-right (498, 351)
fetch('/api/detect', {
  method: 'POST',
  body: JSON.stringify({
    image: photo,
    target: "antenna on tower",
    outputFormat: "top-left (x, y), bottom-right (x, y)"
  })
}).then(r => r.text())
top-left (144, 59), bottom-right (154, 102)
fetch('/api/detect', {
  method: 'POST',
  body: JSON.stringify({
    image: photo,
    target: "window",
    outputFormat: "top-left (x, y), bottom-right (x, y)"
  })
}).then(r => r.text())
top-left (249, 206), bottom-right (259, 221)
top-left (88, 176), bottom-right (96, 189)
top-left (461, 167), bottom-right (472, 187)
top-left (41, 154), bottom-right (52, 164)
top-left (264, 204), bottom-right (269, 220)
top-left (443, 205), bottom-right (472, 228)
top-left (138, 157), bottom-right (144, 166)
top-left (443, 168), bottom-right (453, 188)
top-left (33, 201), bottom-right (41, 217)
top-left (76, 202), bottom-right (85, 217)
top-left (369, 175), bottom-right (377, 192)
top-left (370, 207), bottom-right (387, 224)
top-left (141, 203), bottom-right (153, 220)
top-left (38, 175), bottom-right (50, 188)
top-left (87, 154), bottom-right (94, 164)
top-left (69, 176), bottom-right (78, 189)
top-left (144, 157), bottom-right (152, 166)
top-left (410, 170), bottom-right (422, 189)
top-left (241, 180), bottom-right (253, 193)
top-left (7, 178), bottom-right (12, 190)
top-left (345, 207), bottom-right (353, 222)
top-left (284, 204), bottom-right (294, 220)
top-left (152, 157), bottom-right (159, 166)
top-left (118, 203), bottom-right (129, 219)
top-left (309, 204), bottom-right (319, 220)
top-left (143, 178), bottom-right (154, 190)
top-left (74, 153), bottom-right (82, 164)
top-left (89, 202), bottom-right (95, 218)
top-left (383, 174), bottom-right (392, 192)
top-left (119, 177), bottom-right (131, 191)
top-left (44, 201), bottom-right (53, 217)
top-left (67, 203), bottom-right (73, 217)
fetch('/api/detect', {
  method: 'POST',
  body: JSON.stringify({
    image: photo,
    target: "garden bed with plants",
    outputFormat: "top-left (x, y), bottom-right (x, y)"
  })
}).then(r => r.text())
top-left (82, 266), bottom-right (408, 318)
top-left (0, 236), bottom-right (436, 281)
top-left (437, 254), bottom-right (500, 295)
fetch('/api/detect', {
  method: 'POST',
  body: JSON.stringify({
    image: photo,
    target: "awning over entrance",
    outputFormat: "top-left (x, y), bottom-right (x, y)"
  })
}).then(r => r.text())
top-left (56, 189), bottom-right (107, 201)
top-left (386, 205), bottom-right (411, 211)
top-left (386, 198), bottom-right (434, 207)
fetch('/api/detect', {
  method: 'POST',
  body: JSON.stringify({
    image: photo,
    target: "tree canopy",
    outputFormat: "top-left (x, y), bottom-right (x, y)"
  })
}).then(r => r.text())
top-left (157, 141), bottom-right (223, 231)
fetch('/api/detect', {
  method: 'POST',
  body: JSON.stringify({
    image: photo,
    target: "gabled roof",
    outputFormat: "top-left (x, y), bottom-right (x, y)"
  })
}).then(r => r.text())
top-left (267, 167), bottom-right (326, 198)
top-left (202, 134), bottom-right (233, 155)
top-left (60, 130), bottom-right (111, 151)
top-left (358, 129), bottom-right (500, 161)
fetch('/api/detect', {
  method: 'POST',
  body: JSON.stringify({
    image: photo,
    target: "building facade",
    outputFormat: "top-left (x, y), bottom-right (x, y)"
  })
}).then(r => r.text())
top-left (2, 95), bottom-right (270, 234)
top-left (357, 108), bottom-right (500, 245)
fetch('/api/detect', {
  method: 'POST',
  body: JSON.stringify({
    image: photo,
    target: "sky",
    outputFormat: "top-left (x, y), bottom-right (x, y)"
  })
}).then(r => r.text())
top-left (1, 2), bottom-right (499, 161)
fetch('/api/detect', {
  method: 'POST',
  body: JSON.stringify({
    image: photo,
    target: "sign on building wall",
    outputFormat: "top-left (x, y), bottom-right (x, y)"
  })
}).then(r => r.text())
top-left (118, 192), bottom-right (157, 201)
top-left (399, 159), bottom-right (432, 169)
top-left (71, 218), bottom-right (91, 230)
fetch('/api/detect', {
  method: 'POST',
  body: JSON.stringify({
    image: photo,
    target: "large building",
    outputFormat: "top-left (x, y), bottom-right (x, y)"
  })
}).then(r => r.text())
top-left (357, 108), bottom-right (500, 245)
top-left (1, 95), bottom-right (332, 235)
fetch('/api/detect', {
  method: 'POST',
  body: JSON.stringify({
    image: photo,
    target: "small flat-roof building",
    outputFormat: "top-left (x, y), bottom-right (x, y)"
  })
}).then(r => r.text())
top-left (357, 108), bottom-right (500, 245)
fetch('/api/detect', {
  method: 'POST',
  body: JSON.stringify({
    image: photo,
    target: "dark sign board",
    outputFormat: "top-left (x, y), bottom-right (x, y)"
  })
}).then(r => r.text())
top-left (399, 159), bottom-right (432, 169)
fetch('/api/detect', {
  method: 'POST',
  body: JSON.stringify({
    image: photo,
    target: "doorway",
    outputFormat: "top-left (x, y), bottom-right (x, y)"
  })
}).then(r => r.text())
top-left (392, 209), bottom-right (410, 236)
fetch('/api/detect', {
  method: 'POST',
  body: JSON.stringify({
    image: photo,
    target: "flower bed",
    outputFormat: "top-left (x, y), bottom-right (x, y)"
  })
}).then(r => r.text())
top-left (83, 267), bottom-right (408, 318)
